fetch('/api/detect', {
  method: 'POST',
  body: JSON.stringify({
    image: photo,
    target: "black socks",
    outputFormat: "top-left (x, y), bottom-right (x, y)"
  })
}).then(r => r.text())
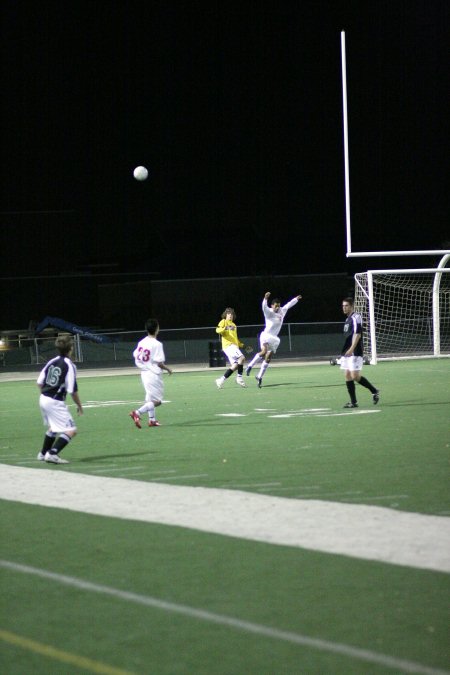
top-left (346, 380), bottom-right (357, 404)
top-left (41, 431), bottom-right (56, 453)
top-left (359, 376), bottom-right (377, 394)
top-left (51, 433), bottom-right (71, 454)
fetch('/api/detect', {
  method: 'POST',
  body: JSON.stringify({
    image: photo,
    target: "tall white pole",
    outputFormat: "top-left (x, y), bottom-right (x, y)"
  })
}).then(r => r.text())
top-left (433, 254), bottom-right (450, 356)
top-left (367, 272), bottom-right (378, 364)
top-left (341, 31), bottom-right (352, 256)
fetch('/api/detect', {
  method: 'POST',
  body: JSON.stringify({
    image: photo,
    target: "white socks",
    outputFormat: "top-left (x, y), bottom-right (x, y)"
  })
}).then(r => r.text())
top-left (258, 361), bottom-right (269, 378)
top-left (138, 402), bottom-right (155, 418)
top-left (248, 354), bottom-right (262, 368)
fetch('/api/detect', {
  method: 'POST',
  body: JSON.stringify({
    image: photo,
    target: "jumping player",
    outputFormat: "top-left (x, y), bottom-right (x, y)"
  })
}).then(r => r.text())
top-left (246, 291), bottom-right (302, 387)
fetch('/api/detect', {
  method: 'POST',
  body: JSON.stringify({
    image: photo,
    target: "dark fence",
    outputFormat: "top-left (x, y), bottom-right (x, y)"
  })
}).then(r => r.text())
top-left (0, 322), bottom-right (343, 370)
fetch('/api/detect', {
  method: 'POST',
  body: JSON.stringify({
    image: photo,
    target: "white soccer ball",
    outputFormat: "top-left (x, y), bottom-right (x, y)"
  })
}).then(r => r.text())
top-left (133, 166), bottom-right (148, 181)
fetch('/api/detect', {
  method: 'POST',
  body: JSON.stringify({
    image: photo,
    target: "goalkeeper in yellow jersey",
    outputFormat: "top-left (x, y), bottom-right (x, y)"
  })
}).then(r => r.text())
top-left (215, 308), bottom-right (247, 389)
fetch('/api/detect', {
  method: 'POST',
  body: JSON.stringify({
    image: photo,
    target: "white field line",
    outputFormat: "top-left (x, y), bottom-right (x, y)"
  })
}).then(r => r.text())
top-left (150, 474), bottom-right (209, 481)
top-left (89, 466), bottom-right (147, 474)
top-left (74, 465), bottom-right (118, 471)
top-left (88, 467), bottom-right (180, 476)
top-left (223, 482), bottom-right (282, 489)
top-left (215, 413), bottom-right (247, 417)
top-left (269, 410), bottom-right (380, 418)
top-left (1, 465), bottom-right (449, 573)
top-left (0, 560), bottom-right (448, 675)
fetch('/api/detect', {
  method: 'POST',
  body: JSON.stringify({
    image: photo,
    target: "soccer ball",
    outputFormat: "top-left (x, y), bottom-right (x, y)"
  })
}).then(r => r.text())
top-left (133, 166), bottom-right (148, 181)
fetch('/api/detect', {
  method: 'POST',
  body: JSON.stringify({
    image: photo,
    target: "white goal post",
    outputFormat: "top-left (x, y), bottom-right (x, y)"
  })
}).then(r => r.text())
top-left (340, 31), bottom-right (450, 260)
top-left (354, 262), bottom-right (450, 364)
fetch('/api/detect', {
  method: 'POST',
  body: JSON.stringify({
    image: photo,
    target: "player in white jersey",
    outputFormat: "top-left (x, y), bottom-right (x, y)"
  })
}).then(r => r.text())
top-left (246, 291), bottom-right (302, 386)
top-left (129, 318), bottom-right (172, 428)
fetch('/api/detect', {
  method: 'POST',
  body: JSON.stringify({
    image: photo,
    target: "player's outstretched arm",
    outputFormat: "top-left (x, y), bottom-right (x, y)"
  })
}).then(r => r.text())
top-left (262, 292), bottom-right (271, 310)
top-left (283, 294), bottom-right (302, 311)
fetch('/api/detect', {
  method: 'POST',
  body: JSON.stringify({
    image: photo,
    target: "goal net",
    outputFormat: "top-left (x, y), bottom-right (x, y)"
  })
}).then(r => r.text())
top-left (354, 268), bottom-right (450, 363)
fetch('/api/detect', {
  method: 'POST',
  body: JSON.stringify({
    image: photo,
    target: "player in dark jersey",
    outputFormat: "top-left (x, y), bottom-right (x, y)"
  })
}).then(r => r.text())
top-left (341, 297), bottom-right (379, 408)
top-left (36, 335), bottom-right (83, 464)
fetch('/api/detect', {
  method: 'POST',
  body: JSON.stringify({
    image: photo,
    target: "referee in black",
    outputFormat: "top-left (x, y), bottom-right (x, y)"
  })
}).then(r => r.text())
top-left (340, 297), bottom-right (380, 408)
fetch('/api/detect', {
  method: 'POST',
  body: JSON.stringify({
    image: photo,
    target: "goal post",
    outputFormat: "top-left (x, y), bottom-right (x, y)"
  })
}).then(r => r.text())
top-left (340, 31), bottom-right (450, 364)
top-left (353, 264), bottom-right (450, 364)
top-left (340, 31), bottom-right (450, 260)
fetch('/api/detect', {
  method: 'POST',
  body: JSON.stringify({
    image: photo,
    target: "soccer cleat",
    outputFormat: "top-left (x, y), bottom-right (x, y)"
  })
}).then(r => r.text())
top-left (129, 411), bottom-right (142, 428)
top-left (245, 366), bottom-right (252, 376)
top-left (343, 402), bottom-right (358, 409)
top-left (37, 452), bottom-right (46, 461)
top-left (148, 420), bottom-right (161, 427)
top-left (44, 452), bottom-right (69, 464)
top-left (215, 378), bottom-right (223, 389)
top-left (372, 390), bottom-right (380, 405)
top-left (236, 377), bottom-right (247, 387)
top-left (255, 376), bottom-right (262, 388)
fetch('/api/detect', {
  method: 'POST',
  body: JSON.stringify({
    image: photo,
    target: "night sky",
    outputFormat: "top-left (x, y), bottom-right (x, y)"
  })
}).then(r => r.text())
top-left (1, 1), bottom-right (449, 282)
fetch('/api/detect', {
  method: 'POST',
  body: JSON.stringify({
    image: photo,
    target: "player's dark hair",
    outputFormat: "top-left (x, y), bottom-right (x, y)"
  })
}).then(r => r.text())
top-left (55, 335), bottom-right (73, 356)
top-left (270, 298), bottom-right (280, 306)
top-left (343, 297), bottom-right (354, 306)
top-left (222, 307), bottom-right (236, 320)
top-left (145, 318), bottom-right (159, 335)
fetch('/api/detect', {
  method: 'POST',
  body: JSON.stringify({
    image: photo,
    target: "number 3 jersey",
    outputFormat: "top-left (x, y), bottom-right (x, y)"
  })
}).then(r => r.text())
top-left (37, 356), bottom-right (78, 400)
top-left (133, 335), bottom-right (166, 374)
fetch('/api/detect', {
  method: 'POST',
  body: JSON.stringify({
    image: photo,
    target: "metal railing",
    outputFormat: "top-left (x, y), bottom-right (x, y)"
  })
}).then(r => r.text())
top-left (0, 322), bottom-right (343, 369)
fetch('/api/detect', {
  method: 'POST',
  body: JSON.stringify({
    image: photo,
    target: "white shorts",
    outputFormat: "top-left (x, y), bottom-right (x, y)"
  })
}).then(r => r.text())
top-left (340, 356), bottom-right (364, 372)
top-left (259, 331), bottom-right (280, 354)
top-left (39, 394), bottom-right (76, 433)
top-left (223, 344), bottom-right (244, 365)
top-left (141, 370), bottom-right (164, 403)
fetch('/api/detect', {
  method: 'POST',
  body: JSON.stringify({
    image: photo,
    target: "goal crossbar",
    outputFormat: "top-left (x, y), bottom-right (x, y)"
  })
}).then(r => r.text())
top-left (347, 251), bottom-right (450, 258)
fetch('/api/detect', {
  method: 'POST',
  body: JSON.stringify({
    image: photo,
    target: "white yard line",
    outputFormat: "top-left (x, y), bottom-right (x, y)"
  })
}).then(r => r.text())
top-left (0, 560), bottom-right (448, 675)
top-left (89, 466), bottom-right (147, 474)
top-left (1, 464), bottom-right (449, 573)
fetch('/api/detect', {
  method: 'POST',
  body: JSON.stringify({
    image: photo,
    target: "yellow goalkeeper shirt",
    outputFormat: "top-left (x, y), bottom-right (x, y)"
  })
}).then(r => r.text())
top-left (216, 320), bottom-right (243, 349)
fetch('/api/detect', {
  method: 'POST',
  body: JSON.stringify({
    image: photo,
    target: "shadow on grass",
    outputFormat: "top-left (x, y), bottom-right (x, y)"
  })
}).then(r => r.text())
top-left (260, 382), bottom-right (342, 389)
top-left (77, 451), bottom-right (156, 462)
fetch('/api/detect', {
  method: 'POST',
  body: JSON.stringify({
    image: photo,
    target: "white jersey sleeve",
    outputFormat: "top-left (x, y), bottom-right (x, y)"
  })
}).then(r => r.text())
top-left (281, 297), bottom-right (299, 314)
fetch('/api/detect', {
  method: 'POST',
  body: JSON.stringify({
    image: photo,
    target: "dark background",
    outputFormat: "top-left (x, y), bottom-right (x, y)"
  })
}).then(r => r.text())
top-left (1, 1), bottom-right (449, 328)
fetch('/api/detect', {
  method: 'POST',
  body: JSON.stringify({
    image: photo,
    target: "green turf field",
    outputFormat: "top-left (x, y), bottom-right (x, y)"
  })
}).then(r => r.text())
top-left (1, 360), bottom-right (449, 674)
